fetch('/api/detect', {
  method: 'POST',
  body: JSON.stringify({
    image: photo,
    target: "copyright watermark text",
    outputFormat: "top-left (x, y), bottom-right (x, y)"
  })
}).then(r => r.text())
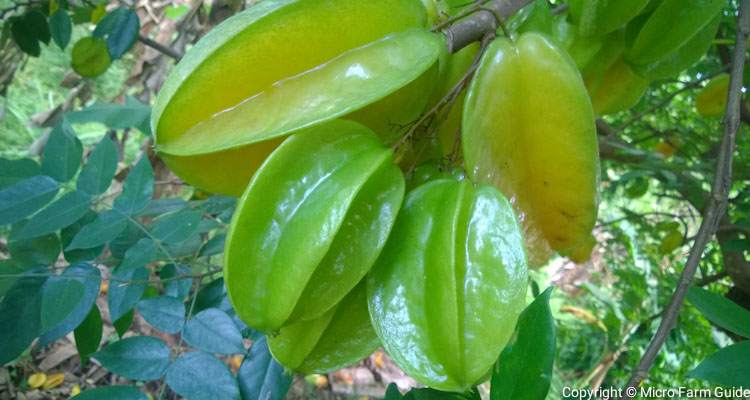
top-left (562, 386), bottom-right (750, 399)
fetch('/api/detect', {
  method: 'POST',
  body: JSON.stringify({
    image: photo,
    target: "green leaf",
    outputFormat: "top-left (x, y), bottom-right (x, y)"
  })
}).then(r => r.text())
top-left (688, 341), bottom-right (750, 386)
top-left (688, 287), bottom-right (750, 338)
top-left (166, 352), bottom-right (240, 400)
top-left (724, 238), bottom-right (750, 253)
top-left (113, 157), bottom-right (154, 215)
top-left (49, 9), bottom-right (72, 49)
top-left (0, 272), bottom-right (48, 364)
top-left (0, 175), bottom-right (59, 226)
top-left (74, 305), bottom-right (103, 363)
top-left (114, 310), bottom-right (134, 338)
top-left (109, 267), bottom-right (149, 322)
top-left (39, 263), bottom-right (101, 345)
top-left (61, 212), bottom-right (105, 262)
top-left (199, 234), bottom-right (225, 258)
top-left (77, 136), bottom-right (118, 195)
top-left (137, 296), bottom-right (185, 334)
top-left (66, 96), bottom-right (151, 131)
top-left (491, 287), bottom-right (555, 400)
top-left (405, 388), bottom-right (480, 400)
top-left (72, 386), bottom-right (147, 400)
top-left (161, 264), bottom-right (192, 300)
top-left (94, 336), bottom-right (170, 380)
top-left (15, 190), bottom-right (92, 240)
top-left (150, 209), bottom-right (201, 244)
top-left (24, 10), bottom-right (50, 44)
top-left (40, 274), bottom-right (85, 333)
top-left (93, 8), bottom-right (139, 59)
top-left (8, 224), bottom-right (61, 266)
top-left (11, 16), bottom-right (41, 56)
top-left (0, 158), bottom-right (40, 189)
top-left (194, 278), bottom-right (226, 313)
top-left (182, 308), bottom-right (245, 354)
top-left (71, 36), bottom-right (111, 78)
top-left (42, 121), bottom-right (83, 182)
top-left (238, 336), bottom-right (292, 400)
top-left (66, 210), bottom-right (128, 250)
top-left (137, 198), bottom-right (187, 217)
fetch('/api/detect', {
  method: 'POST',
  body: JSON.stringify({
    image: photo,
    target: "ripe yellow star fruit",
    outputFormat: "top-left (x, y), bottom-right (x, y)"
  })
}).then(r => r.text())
top-left (152, 0), bottom-right (443, 196)
top-left (462, 33), bottom-right (599, 266)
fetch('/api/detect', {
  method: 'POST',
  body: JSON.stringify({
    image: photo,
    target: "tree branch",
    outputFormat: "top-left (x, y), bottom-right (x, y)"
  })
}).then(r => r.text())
top-left (622, 0), bottom-right (750, 392)
top-left (138, 35), bottom-right (183, 61)
top-left (441, 0), bottom-right (534, 53)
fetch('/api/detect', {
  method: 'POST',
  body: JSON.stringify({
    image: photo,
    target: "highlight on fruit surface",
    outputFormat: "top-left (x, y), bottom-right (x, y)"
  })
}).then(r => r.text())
top-left (224, 120), bottom-right (404, 332)
top-left (367, 178), bottom-right (528, 392)
top-left (462, 32), bottom-right (599, 266)
top-left (696, 73), bottom-right (730, 118)
top-left (152, 0), bottom-right (441, 196)
top-left (268, 282), bottom-right (379, 374)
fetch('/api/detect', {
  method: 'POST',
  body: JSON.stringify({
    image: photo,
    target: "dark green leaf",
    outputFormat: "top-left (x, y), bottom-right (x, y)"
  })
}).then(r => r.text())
top-left (166, 352), bottom-right (240, 400)
top-left (160, 234), bottom-right (203, 258)
top-left (66, 210), bottom-right (128, 250)
top-left (238, 336), bottom-right (292, 400)
top-left (183, 308), bottom-right (244, 354)
top-left (77, 136), bottom-right (118, 195)
top-left (151, 209), bottom-right (202, 244)
top-left (137, 296), bottom-right (185, 334)
top-left (49, 9), bottom-right (72, 49)
top-left (94, 336), bottom-right (170, 380)
top-left (0, 158), bottom-right (40, 189)
top-left (194, 278), bottom-right (226, 313)
top-left (199, 234), bottom-right (225, 258)
top-left (72, 386), bottom-right (147, 400)
top-left (109, 220), bottom-right (147, 259)
top-left (384, 383), bottom-right (403, 400)
top-left (688, 341), bottom-right (750, 386)
top-left (688, 287), bottom-right (750, 338)
top-left (162, 264), bottom-right (192, 299)
top-left (39, 263), bottom-right (101, 345)
top-left (405, 388), bottom-right (479, 400)
top-left (0, 271), bottom-right (48, 364)
top-left (40, 274), bottom-right (85, 333)
top-left (724, 238), bottom-right (750, 253)
top-left (11, 16), bottom-right (41, 56)
top-left (114, 310), bottom-right (134, 338)
top-left (121, 238), bottom-right (157, 270)
top-left (15, 190), bottom-right (92, 240)
top-left (113, 157), bottom-right (153, 215)
top-left (0, 259), bottom-right (31, 297)
top-left (74, 304), bottom-right (103, 363)
top-left (0, 175), bottom-right (59, 226)
top-left (71, 36), bottom-right (111, 78)
top-left (93, 8), bottom-right (139, 58)
top-left (66, 96), bottom-right (150, 130)
top-left (491, 287), bottom-right (555, 400)
top-left (42, 121), bottom-right (83, 182)
top-left (109, 266), bottom-right (149, 322)
top-left (61, 211), bottom-right (105, 261)
top-left (24, 10), bottom-right (50, 44)
top-left (8, 224), bottom-right (61, 266)
top-left (137, 198), bottom-right (187, 217)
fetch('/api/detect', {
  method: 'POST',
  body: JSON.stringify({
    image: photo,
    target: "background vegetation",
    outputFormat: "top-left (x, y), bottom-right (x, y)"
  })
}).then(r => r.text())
top-left (0, 0), bottom-right (749, 399)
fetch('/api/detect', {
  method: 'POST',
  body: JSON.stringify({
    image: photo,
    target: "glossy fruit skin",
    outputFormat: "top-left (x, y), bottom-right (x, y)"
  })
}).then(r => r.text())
top-left (572, 0), bottom-right (650, 38)
top-left (625, 0), bottom-right (724, 67)
top-left (268, 281), bottom-right (379, 374)
top-left (582, 32), bottom-right (649, 115)
top-left (225, 120), bottom-right (404, 332)
top-left (368, 178), bottom-right (528, 392)
top-left (696, 73), bottom-right (730, 117)
top-left (152, 0), bottom-right (440, 195)
top-left (462, 33), bottom-right (599, 266)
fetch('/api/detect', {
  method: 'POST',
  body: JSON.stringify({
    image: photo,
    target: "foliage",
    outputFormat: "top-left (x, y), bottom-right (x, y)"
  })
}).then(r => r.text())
top-left (0, 0), bottom-right (749, 399)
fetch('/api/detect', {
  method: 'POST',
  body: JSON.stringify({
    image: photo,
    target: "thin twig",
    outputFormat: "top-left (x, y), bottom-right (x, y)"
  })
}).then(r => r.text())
top-left (138, 35), bottom-right (183, 61)
top-left (622, 1), bottom-right (750, 393)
